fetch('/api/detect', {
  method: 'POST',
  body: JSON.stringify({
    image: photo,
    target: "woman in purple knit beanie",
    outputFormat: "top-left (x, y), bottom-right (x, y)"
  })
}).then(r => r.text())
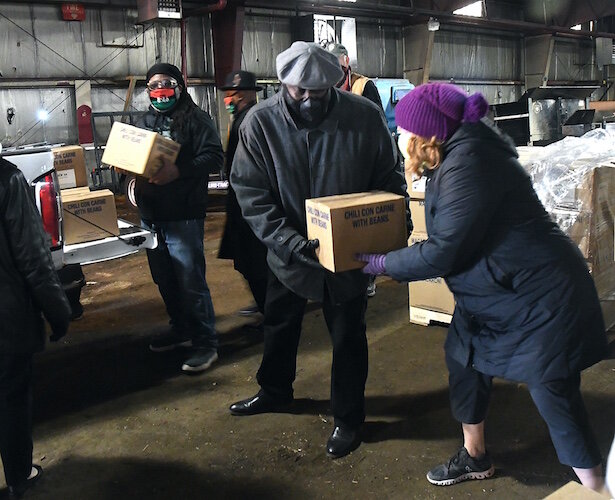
top-left (357, 82), bottom-right (607, 491)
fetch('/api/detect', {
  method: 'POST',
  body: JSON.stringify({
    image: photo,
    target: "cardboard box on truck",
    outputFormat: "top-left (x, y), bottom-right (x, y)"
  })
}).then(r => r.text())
top-left (52, 145), bottom-right (88, 189)
top-left (305, 191), bottom-right (407, 273)
top-left (101, 122), bottom-right (180, 178)
top-left (61, 188), bottom-right (119, 244)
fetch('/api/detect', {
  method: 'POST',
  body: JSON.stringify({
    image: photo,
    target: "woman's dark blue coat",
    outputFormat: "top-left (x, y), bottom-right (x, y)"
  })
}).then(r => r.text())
top-left (386, 121), bottom-right (607, 384)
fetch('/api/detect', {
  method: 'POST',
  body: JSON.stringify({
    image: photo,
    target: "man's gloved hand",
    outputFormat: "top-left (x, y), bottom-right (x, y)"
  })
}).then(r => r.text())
top-left (291, 238), bottom-right (322, 270)
top-left (49, 318), bottom-right (69, 342)
top-left (355, 253), bottom-right (387, 275)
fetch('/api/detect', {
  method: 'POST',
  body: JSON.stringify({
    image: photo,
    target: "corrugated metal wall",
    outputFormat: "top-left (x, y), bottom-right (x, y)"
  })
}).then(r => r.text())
top-left (0, 2), bottom-right (214, 147)
top-left (356, 22), bottom-right (403, 77)
top-left (242, 14), bottom-right (292, 77)
top-left (430, 27), bottom-right (523, 103)
top-left (549, 38), bottom-right (596, 82)
top-left (240, 13), bottom-right (403, 78)
top-left (0, 2), bottom-right (603, 146)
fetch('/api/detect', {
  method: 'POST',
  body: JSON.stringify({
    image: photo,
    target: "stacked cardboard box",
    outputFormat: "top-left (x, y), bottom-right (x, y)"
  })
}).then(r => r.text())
top-left (52, 145), bottom-right (88, 189)
top-left (407, 174), bottom-right (456, 326)
top-left (61, 187), bottom-right (119, 245)
top-left (519, 145), bottom-right (615, 328)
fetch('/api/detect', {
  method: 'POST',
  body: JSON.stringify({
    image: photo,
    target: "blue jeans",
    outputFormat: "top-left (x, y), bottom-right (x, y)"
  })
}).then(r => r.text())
top-left (143, 219), bottom-right (217, 350)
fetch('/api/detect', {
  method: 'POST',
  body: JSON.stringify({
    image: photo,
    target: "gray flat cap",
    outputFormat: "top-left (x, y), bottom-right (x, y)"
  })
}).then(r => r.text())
top-left (276, 41), bottom-right (343, 90)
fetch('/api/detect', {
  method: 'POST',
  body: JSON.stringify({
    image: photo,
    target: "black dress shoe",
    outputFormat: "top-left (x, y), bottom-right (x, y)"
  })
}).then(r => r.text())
top-left (326, 426), bottom-right (360, 458)
top-left (229, 391), bottom-right (292, 416)
top-left (8, 464), bottom-right (43, 498)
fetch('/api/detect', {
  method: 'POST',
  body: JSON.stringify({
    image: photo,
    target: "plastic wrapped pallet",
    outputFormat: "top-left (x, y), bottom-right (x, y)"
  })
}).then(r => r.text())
top-left (517, 130), bottom-right (615, 327)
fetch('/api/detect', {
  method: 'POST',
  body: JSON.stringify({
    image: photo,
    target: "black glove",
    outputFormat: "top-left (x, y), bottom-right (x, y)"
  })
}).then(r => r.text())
top-left (49, 318), bottom-right (69, 342)
top-left (290, 238), bottom-right (322, 270)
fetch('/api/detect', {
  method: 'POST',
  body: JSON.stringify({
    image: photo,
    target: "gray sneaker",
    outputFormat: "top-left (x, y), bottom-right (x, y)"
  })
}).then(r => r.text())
top-left (427, 447), bottom-right (495, 486)
top-left (181, 349), bottom-right (219, 373)
top-left (149, 332), bottom-right (192, 352)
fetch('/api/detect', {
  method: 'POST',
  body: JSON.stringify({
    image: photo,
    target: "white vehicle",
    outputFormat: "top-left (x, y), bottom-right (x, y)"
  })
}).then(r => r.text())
top-left (1, 143), bottom-right (157, 304)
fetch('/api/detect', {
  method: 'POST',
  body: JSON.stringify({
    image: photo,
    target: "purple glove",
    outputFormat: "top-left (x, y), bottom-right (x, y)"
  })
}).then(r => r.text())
top-left (355, 253), bottom-right (387, 275)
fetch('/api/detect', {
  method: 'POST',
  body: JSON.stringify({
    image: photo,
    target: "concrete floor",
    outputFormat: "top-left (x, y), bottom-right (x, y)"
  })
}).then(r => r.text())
top-left (12, 199), bottom-right (615, 499)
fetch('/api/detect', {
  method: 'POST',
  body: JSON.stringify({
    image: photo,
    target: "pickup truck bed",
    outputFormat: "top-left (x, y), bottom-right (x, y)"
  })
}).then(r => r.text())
top-left (0, 144), bottom-right (157, 269)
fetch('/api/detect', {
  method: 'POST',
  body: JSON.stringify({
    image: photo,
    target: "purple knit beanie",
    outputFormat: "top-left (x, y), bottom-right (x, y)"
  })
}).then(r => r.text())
top-left (395, 83), bottom-right (488, 142)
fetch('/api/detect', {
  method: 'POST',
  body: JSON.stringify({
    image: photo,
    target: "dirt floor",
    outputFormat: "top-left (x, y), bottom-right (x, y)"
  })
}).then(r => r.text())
top-left (9, 198), bottom-right (615, 499)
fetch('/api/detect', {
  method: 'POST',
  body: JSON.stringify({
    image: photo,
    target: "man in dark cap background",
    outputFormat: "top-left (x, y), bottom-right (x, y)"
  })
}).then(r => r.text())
top-left (136, 63), bottom-right (224, 373)
top-left (218, 70), bottom-right (268, 324)
top-left (228, 42), bottom-right (410, 459)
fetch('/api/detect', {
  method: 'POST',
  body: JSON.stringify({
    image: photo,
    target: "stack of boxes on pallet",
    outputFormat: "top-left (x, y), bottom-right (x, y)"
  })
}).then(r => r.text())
top-left (519, 145), bottom-right (615, 329)
top-left (52, 145), bottom-right (119, 245)
top-left (407, 175), bottom-right (455, 326)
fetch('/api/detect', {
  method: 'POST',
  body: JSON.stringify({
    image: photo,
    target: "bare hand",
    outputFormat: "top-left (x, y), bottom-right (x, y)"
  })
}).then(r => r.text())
top-left (149, 158), bottom-right (180, 185)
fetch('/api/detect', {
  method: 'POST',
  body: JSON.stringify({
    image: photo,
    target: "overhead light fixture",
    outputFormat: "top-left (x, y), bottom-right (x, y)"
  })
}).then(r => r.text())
top-left (427, 17), bottom-right (440, 31)
top-left (37, 109), bottom-right (49, 121)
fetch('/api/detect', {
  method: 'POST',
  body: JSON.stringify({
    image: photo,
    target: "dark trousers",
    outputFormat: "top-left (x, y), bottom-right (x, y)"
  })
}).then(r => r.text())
top-left (246, 276), bottom-right (267, 314)
top-left (143, 219), bottom-right (217, 349)
top-left (446, 353), bottom-right (602, 468)
top-left (0, 354), bottom-right (33, 487)
top-left (257, 272), bottom-right (368, 429)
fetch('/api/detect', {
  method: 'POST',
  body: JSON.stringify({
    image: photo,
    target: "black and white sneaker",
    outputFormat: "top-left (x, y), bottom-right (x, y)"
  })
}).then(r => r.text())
top-left (427, 447), bottom-right (495, 486)
top-left (149, 332), bottom-right (192, 352)
top-left (181, 349), bottom-right (218, 373)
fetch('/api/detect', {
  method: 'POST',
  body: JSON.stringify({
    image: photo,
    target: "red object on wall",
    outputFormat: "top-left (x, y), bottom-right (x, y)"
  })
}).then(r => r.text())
top-left (61, 4), bottom-right (86, 21)
top-left (77, 104), bottom-right (93, 144)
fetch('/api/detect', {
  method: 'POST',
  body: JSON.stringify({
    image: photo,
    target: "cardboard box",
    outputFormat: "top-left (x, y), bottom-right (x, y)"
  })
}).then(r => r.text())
top-left (410, 199), bottom-right (427, 234)
top-left (305, 191), bottom-right (407, 273)
top-left (61, 186), bottom-right (91, 198)
top-left (62, 188), bottom-right (119, 244)
top-left (543, 481), bottom-right (606, 499)
top-left (408, 174), bottom-right (426, 200)
top-left (556, 164), bottom-right (615, 298)
top-left (52, 145), bottom-right (88, 189)
top-left (408, 232), bottom-right (455, 316)
top-left (101, 122), bottom-right (180, 178)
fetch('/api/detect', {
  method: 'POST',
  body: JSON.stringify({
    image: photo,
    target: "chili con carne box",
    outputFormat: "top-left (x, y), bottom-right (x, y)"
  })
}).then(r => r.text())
top-left (61, 188), bottom-right (119, 244)
top-left (52, 145), bottom-right (88, 189)
top-left (101, 122), bottom-right (180, 178)
top-left (305, 191), bottom-right (407, 273)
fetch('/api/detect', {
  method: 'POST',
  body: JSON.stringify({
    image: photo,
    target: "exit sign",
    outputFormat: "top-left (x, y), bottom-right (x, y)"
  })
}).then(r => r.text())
top-left (61, 3), bottom-right (86, 21)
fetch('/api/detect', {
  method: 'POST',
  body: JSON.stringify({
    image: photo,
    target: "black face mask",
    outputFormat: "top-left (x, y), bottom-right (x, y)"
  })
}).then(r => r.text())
top-left (283, 87), bottom-right (331, 126)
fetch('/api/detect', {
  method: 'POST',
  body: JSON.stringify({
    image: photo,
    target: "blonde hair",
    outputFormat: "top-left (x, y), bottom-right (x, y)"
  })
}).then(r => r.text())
top-left (404, 135), bottom-right (443, 178)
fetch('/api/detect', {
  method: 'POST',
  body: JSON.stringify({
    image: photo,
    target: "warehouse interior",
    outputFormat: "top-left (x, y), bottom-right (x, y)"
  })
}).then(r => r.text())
top-left (1, 0), bottom-right (615, 498)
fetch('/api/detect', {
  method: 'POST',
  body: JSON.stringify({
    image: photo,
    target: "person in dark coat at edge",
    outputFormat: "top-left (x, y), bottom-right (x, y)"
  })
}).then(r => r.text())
top-left (327, 42), bottom-right (384, 299)
top-left (137, 63), bottom-right (224, 373)
top-left (217, 70), bottom-right (269, 326)
top-left (357, 83), bottom-right (608, 491)
top-left (228, 41), bottom-right (410, 459)
top-left (0, 157), bottom-right (71, 497)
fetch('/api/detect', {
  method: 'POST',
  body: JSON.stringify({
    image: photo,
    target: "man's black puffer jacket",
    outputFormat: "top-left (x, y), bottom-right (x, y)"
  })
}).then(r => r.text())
top-left (0, 159), bottom-right (71, 353)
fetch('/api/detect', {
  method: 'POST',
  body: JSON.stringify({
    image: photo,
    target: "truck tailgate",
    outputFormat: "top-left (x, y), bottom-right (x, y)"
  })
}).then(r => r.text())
top-left (63, 219), bottom-right (157, 265)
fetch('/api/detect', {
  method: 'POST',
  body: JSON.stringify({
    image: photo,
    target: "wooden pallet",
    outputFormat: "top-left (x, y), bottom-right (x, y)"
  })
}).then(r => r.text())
top-left (409, 306), bottom-right (452, 326)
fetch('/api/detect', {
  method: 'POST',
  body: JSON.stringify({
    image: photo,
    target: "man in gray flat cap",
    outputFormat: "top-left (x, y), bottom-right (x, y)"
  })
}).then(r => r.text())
top-left (228, 41), bottom-right (409, 459)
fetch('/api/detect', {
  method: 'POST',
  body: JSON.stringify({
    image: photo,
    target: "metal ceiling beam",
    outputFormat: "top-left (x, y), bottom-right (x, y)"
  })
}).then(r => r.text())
top-left (243, 0), bottom-right (615, 38)
top-left (524, 0), bottom-right (615, 28)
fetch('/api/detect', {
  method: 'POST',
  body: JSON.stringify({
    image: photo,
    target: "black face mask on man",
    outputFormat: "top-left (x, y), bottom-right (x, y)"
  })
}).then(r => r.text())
top-left (283, 86), bottom-right (331, 125)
